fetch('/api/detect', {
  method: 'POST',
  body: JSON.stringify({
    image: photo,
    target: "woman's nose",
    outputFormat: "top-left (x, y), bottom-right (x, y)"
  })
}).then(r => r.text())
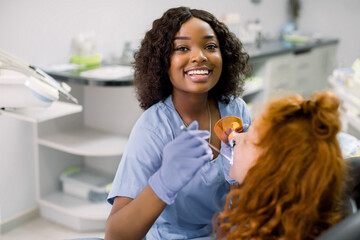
top-left (191, 49), bottom-right (207, 63)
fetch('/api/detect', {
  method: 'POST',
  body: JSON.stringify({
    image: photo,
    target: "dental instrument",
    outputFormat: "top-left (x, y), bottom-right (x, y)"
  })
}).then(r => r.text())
top-left (0, 48), bottom-right (78, 108)
top-left (180, 125), bottom-right (232, 163)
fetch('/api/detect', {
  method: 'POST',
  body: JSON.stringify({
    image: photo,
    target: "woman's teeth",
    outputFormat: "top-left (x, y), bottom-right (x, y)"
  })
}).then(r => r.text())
top-left (187, 69), bottom-right (209, 75)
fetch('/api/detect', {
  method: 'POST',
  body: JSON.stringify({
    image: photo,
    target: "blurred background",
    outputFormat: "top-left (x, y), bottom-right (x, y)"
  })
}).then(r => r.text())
top-left (1, 0), bottom-right (359, 239)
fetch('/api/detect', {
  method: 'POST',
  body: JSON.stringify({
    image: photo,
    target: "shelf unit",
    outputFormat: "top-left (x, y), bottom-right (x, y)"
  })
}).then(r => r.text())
top-left (38, 126), bottom-right (128, 157)
top-left (329, 76), bottom-right (360, 133)
top-left (29, 68), bottom-right (142, 232)
top-left (39, 192), bottom-right (111, 232)
top-left (37, 124), bottom-right (127, 231)
top-left (0, 101), bottom-right (82, 123)
top-left (2, 99), bottom-right (128, 232)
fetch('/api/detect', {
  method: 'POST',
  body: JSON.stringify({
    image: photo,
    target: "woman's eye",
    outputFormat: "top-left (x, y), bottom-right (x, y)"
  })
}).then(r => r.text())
top-left (175, 46), bottom-right (189, 52)
top-left (206, 44), bottom-right (218, 50)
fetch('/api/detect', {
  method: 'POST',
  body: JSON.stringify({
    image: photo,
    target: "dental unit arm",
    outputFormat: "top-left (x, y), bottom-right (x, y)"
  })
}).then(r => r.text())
top-left (0, 48), bottom-right (78, 108)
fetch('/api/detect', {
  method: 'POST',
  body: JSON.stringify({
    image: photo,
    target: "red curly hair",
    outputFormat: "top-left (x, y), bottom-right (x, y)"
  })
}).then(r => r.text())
top-left (217, 91), bottom-right (346, 240)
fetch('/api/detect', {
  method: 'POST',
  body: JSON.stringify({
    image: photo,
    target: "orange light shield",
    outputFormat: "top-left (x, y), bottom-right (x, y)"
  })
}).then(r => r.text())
top-left (214, 116), bottom-right (243, 147)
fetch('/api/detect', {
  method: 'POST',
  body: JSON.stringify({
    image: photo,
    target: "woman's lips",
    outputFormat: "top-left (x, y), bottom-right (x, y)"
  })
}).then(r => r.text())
top-left (186, 69), bottom-right (210, 75)
top-left (185, 69), bottom-right (212, 82)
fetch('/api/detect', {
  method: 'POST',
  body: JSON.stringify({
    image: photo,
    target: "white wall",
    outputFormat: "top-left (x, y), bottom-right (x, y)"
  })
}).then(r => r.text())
top-left (1, 0), bottom-right (358, 70)
top-left (298, 0), bottom-right (360, 67)
top-left (0, 116), bottom-right (37, 223)
top-left (0, 0), bottom-right (288, 67)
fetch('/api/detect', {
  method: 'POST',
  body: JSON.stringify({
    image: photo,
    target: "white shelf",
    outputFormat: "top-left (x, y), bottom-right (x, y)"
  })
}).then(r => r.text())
top-left (0, 101), bottom-right (82, 123)
top-left (38, 126), bottom-right (128, 157)
top-left (40, 192), bottom-right (111, 220)
top-left (39, 192), bottom-right (111, 232)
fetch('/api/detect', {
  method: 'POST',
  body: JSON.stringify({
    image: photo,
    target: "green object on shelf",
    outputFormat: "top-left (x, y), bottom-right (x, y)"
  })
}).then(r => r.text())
top-left (283, 34), bottom-right (309, 43)
top-left (62, 166), bottom-right (81, 176)
top-left (70, 54), bottom-right (102, 67)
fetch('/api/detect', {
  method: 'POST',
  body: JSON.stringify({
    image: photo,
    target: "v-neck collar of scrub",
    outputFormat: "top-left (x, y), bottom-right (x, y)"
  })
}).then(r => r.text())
top-left (164, 95), bottom-right (224, 120)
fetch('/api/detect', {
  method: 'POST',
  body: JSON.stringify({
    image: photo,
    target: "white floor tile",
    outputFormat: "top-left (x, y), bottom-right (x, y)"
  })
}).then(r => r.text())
top-left (1, 216), bottom-right (105, 240)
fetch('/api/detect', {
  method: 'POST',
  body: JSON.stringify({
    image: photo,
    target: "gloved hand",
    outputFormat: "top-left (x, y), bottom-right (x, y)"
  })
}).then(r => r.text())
top-left (149, 121), bottom-right (213, 205)
top-left (220, 141), bottom-right (238, 185)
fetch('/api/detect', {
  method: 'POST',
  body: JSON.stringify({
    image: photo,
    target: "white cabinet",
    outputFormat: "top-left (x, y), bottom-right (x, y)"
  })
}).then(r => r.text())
top-left (37, 123), bottom-right (127, 231)
top-left (265, 44), bottom-right (337, 99)
top-left (243, 43), bottom-right (337, 115)
top-left (1, 84), bottom-right (141, 232)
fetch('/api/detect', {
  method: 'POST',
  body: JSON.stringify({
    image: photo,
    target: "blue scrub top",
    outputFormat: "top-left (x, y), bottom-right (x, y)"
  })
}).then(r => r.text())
top-left (108, 96), bottom-right (252, 240)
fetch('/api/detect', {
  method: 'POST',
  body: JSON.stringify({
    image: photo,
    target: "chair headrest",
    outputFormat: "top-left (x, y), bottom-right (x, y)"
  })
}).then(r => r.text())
top-left (316, 210), bottom-right (360, 240)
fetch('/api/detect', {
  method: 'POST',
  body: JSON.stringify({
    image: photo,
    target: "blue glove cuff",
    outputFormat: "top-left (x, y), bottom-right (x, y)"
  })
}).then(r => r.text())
top-left (148, 170), bottom-right (178, 205)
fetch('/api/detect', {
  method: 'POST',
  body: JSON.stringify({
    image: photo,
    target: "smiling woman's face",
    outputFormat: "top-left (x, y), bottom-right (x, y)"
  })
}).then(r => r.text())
top-left (230, 119), bottom-right (262, 183)
top-left (168, 17), bottom-right (223, 95)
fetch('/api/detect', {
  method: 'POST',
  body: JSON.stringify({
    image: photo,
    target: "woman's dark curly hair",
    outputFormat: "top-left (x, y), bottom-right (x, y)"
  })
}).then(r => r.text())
top-left (133, 6), bottom-right (250, 110)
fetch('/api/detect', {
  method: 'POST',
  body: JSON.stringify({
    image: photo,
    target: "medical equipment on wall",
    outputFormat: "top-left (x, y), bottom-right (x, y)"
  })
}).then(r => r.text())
top-left (0, 49), bottom-right (78, 109)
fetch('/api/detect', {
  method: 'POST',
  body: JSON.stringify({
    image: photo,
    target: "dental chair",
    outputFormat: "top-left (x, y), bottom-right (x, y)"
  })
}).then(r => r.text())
top-left (316, 156), bottom-right (360, 240)
top-left (343, 156), bottom-right (360, 216)
top-left (316, 209), bottom-right (360, 240)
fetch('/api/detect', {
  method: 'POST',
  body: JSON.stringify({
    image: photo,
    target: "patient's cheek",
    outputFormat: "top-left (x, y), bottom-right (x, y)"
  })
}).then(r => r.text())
top-left (229, 167), bottom-right (234, 179)
top-left (229, 161), bottom-right (240, 183)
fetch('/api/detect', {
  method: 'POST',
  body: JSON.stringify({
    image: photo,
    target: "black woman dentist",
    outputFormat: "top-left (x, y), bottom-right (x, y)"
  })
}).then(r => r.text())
top-left (105, 6), bottom-right (251, 240)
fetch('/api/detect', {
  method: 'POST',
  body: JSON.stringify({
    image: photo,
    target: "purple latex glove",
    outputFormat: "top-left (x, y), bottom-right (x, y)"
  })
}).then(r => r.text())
top-left (149, 121), bottom-right (213, 205)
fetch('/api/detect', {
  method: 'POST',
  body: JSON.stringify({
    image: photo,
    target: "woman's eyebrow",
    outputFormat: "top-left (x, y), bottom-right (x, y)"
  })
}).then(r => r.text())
top-left (174, 36), bottom-right (191, 40)
top-left (174, 35), bottom-right (216, 40)
top-left (203, 35), bottom-right (216, 39)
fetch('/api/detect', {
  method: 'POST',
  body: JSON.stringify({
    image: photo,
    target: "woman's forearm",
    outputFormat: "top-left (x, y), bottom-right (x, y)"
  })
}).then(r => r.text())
top-left (105, 185), bottom-right (167, 240)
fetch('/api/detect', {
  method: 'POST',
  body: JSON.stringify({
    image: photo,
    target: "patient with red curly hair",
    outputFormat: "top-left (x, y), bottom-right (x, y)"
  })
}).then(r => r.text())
top-left (216, 91), bottom-right (347, 240)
